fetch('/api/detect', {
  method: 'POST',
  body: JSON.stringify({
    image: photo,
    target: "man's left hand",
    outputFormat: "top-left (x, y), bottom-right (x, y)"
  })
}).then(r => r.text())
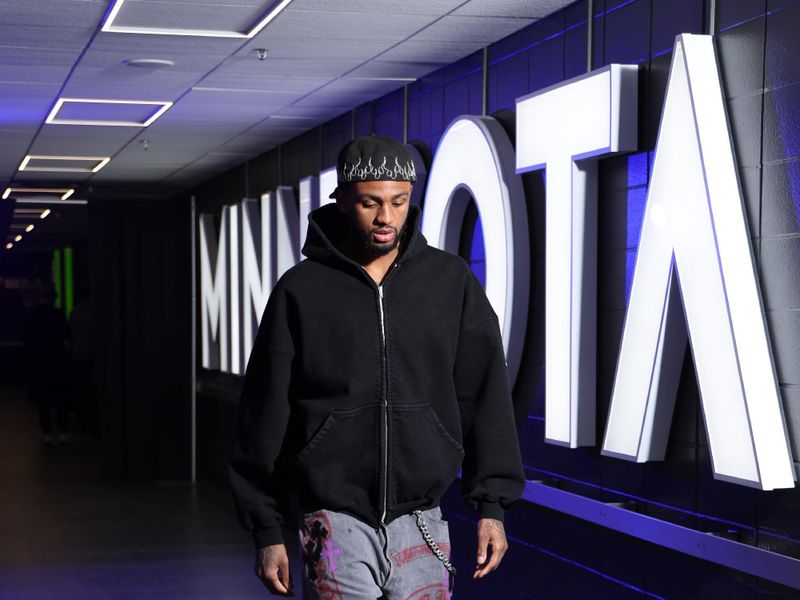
top-left (473, 518), bottom-right (508, 578)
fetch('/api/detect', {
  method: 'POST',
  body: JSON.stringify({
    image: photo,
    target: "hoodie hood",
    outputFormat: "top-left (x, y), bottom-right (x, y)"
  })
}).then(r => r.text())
top-left (302, 202), bottom-right (427, 269)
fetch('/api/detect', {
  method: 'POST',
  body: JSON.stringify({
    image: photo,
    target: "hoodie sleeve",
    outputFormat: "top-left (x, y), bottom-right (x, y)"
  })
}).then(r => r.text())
top-left (229, 284), bottom-right (295, 548)
top-left (454, 270), bottom-right (525, 522)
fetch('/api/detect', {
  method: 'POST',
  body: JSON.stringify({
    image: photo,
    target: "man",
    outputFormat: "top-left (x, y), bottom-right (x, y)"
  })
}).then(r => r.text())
top-left (230, 135), bottom-right (524, 598)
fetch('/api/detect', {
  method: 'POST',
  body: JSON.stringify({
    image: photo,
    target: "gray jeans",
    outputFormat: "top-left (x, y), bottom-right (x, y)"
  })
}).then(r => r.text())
top-left (299, 507), bottom-right (453, 600)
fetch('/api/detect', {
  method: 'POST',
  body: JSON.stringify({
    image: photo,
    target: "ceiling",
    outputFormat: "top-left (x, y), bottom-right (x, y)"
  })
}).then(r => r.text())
top-left (1, 0), bottom-right (572, 252)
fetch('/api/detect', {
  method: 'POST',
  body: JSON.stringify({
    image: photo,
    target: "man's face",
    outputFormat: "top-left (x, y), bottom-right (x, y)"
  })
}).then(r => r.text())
top-left (337, 180), bottom-right (412, 257)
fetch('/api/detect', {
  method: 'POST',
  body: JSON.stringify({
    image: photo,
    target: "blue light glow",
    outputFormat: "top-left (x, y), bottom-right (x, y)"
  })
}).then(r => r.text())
top-left (519, 463), bottom-right (800, 545)
top-left (470, 215), bottom-right (486, 287)
top-left (447, 511), bottom-right (667, 599)
top-left (626, 153), bottom-right (649, 302)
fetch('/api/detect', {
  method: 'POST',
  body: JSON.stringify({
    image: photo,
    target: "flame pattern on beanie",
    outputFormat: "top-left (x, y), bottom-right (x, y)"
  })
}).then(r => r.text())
top-left (341, 156), bottom-right (416, 183)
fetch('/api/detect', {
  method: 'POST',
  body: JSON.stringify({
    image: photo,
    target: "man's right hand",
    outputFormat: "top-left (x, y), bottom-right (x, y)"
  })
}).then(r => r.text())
top-left (255, 544), bottom-right (293, 596)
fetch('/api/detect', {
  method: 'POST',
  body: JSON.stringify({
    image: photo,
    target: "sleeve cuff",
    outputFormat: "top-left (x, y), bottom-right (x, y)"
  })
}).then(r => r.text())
top-left (252, 524), bottom-right (284, 549)
top-left (478, 501), bottom-right (505, 522)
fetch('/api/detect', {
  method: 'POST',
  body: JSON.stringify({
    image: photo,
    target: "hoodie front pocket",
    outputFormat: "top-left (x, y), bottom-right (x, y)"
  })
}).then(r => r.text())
top-left (390, 405), bottom-right (465, 506)
top-left (295, 404), bottom-right (381, 511)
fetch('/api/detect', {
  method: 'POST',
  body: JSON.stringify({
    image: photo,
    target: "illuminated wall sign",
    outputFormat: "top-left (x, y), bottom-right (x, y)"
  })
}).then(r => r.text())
top-left (298, 176), bottom-right (319, 250)
top-left (201, 150), bottom-right (419, 376)
top-left (601, 35), bottom-right (794, 490)
top-left (319, 167), bottom-right (337, 208)
top-left (242, 198), bottom-right (269, 363)
top-left (421, 116), bottom-right (529, 383)
top-left (197, 35), bottom-right (795, 490)
top-left (241, 187), bottom-right (300, 363)
top-left (516, 64), bottom-right (638, 448)
top-left (199, 206), bottom-right (231, 372)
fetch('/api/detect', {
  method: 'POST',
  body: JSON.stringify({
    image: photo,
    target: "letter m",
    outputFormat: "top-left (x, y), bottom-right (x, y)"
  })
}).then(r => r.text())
top-left (199, 210), bottom-right (229, 371)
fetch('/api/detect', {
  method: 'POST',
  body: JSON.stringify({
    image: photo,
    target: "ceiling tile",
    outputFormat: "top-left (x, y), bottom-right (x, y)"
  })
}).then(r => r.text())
top-left (0, 24), bottom-right (95, 50)
top-left (193, 73), bottom-right (330, 95)
top-left (9, 170), bottom-right (93, 183)
top-left (89, 31), bottom-right (243, 57)
top-left (286, 0), bottom-right (465, 16)
top-left (236, 37), bottom-right (391, 63)
top-left (0, 0), bottom-right (107, 28)
top-left (65, 66), bottom-right (204, 99)
top-left (249, 9), bottom-right (439, 42)
top-left (346, 60), bottom-right (444, 80)
top-left (411, 15), bottom-right (535, 44)
top-left (453, 0), bottom-right (572, 18)
top-left (379, 40), bottom-right (484, 64)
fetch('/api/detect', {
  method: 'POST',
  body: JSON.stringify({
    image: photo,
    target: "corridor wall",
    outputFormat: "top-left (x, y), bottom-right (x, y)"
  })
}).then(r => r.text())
top-left (193, 0), bottom-right (800, 596)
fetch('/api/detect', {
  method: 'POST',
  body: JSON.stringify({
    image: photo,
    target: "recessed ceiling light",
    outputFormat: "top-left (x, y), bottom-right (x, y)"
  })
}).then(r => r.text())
top-left (14, 198), bottom-right (88, 206)
top-left (40, 209), bottom-right (51, 219)
top-left (25, 224), bottom-right (35, 233)
top-left (124, 58), bottom-right (176, 69)
top-left (5, 243), bottom-right (12, 250)
top-left (19, 155), bottom-right (111, 173)
top-left (102, 0), bottom-right (293, 38)
top-left (46, 98), bottom-right (173, 127)
top-left (3, 187), bottom-right (75, 201)
top-left (14, 235), bottom-right (22, 242)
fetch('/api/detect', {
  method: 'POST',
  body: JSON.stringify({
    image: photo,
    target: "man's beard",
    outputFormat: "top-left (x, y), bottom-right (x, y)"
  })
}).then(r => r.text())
top-left (347, 217), bottom-right (408, 258)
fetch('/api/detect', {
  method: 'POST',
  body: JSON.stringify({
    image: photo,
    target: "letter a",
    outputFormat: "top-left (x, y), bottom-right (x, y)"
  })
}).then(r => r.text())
top-left (602, 35), bottom-right (795, 490)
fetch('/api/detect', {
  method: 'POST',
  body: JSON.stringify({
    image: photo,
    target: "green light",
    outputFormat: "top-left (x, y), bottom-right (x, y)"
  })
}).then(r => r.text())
top-left (64, 246), bottom-right (74, 319)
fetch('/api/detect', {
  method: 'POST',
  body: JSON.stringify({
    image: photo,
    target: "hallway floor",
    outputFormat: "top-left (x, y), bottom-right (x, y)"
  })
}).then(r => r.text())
top-left (0, 386), bottom-right (265, 599)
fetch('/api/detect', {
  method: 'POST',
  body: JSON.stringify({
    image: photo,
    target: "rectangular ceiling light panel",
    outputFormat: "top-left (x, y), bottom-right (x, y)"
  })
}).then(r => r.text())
top-left (46, 98), bottom-right (173, 127)
top-left (19, 155), bottom-right (110, 173)
top-left (2, 187), bottom-right (75, 200)
top-left (101, 0), bottom-right (293, 38)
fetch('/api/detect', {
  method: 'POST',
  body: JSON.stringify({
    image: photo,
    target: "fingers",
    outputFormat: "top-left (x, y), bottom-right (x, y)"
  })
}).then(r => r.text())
top-left (262, 564), bottom-right (293, 596)
top-left (266, 567), bottom-right (289, 595)
top-left (256, 545), bottom-right (294, 597)
top-left (475, 525), bottom-right (489, 571)
top-left (473, 519), bottom-right (509, 579)
top-left (474, 539), bottom-right (506, 578)
top-left (279, 552), bottom-right (293, 595)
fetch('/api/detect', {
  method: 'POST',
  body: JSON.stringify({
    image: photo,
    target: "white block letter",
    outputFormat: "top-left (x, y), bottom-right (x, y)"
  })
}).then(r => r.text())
top-left (516, 64), bottom-right (638, 447)
top-left (199, 210), bottom-right (228, 372)
top-left (422, 116), bottom-right (529, 385)
top-left (242, 197), bottom-right (271, 363)
top-left (602, 35), bottom-right (795, 490)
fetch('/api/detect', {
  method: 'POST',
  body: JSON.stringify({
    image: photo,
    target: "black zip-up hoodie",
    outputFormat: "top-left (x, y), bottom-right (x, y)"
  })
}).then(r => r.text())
top-left (230, 203), bottom-right (524, 548)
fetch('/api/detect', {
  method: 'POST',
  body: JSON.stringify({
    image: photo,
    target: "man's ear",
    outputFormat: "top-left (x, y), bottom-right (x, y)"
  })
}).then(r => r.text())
top-left (335, 194), bottom-right (347, 214)
top-left (334, 186), bottom-right (349, 214)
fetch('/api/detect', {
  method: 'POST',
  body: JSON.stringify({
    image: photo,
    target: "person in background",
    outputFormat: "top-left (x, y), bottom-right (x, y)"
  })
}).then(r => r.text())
top-left (28, 286), bottom-right (70, 445)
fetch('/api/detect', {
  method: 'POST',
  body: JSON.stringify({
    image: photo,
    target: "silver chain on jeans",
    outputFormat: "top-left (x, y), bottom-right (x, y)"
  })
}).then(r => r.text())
top-left (412, 509), bottom-right (457, 575)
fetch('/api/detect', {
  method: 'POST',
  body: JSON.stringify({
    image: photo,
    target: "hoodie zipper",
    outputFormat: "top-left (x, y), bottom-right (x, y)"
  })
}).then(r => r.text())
top-left (369, 263), bottom-right (399, 526)
top-left (378, 284), bottom-right (388, 524)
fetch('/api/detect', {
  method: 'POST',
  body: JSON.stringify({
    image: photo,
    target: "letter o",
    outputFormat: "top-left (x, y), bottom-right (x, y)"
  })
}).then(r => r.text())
top-left (421, 115), bottom-right (530, 385)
